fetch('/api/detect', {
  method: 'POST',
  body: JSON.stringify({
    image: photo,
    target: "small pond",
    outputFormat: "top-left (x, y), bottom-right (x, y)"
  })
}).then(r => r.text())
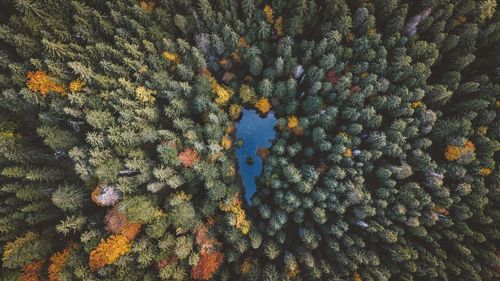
top-left (235, 109), bottom-right (277, 204)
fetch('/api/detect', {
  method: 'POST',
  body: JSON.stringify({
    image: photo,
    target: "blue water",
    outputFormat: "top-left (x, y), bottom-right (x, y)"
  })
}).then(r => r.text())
top-left (235, 109), bottom-right (277, 204)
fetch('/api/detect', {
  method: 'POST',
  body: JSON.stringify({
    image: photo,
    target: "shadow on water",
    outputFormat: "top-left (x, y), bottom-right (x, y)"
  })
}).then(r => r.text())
top-left (235, 109), bottom-right (277, 204)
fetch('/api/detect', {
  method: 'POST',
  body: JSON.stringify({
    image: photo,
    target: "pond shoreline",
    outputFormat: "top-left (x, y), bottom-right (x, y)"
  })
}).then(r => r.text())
top-left (234, 108), bottom-right (277, 204)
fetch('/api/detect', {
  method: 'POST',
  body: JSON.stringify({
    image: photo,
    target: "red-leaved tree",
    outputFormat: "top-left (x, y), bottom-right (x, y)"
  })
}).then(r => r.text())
top-left (191, 251), bottom-right (224, 280)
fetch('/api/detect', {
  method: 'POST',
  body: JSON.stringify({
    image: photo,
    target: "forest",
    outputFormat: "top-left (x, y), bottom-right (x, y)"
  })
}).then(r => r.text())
top-left (0, 0), bottom-right (498, 280)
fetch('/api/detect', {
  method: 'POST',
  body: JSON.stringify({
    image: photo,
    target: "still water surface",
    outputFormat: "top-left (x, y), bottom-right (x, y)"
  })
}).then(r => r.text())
top-left (234, 109), bottom-right (277, 204)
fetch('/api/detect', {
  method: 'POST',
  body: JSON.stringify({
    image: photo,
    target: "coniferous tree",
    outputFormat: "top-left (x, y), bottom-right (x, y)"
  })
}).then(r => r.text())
top-left (0, 0), bottom-right (498, 280)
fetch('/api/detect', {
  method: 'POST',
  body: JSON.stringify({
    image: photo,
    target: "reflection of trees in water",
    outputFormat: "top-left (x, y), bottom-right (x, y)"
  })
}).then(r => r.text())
top-left (235, 109), bottom-right (277, 203)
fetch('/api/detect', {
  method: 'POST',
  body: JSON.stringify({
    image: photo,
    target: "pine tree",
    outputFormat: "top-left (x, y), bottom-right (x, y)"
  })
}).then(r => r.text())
top-left (0, 0), bottom-right (498, 280)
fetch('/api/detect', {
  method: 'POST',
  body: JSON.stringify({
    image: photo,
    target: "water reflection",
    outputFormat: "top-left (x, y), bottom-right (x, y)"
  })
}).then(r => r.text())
top-left (235, 109), bottom-right (277, 204)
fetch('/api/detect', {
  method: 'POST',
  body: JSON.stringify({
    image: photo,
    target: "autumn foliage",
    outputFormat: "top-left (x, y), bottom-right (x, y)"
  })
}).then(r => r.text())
top-left (68, 79), bottom-right (85, 93)
top-left (326, 69), bottom-right (339, 84)
top-left (444, 140), bottom-right (475, 161)
top-left (287, 115), bottom-right (302, 134)
top-left (287, 115), bottom-right (298, 129)
top-left (178, 148), bottom-right (200, 167)
top-left (49, 243), bottom-right (78, 281)
top-left (220, 194), bottom-right (251, 234)
top-left (257, 147), bottom-right (269, 160)
top-left (209, 76), bottom-right (232, 106)
top-left (255, 98), bottom-right (271, 114)
top-left (411, 100), bottom-right (423, 109)
top-left (195, 224), bottom-right (221, 256)
top-left (104, 208), bottom-right (142, 241)
top-left (240, 258), bottom-right (252, 274)
top-left (1, 1), bottom-right (498, 280)
top-left (91, 185), bottom-right (121, 207)
top-left (156, 256), bottom-right (177, 270)
top-left (263, 5), bottom-right (273, 23)
top-left (350, 85), bottom-right (361, 94)
top-left (432, 205), bottom-right (450, 216)
top-left (229, 104), bottom-right (242, 120)
top-left (162, 51), bottom-right (180, 63)
top-left (135, 86), bottom-right (156, 103)
top-left (26, 71), bottom-right (66, 96)
top-left (2, 232), bottom-right (39, 263)
top-left (21, 260), bottom-right (44, 281)
top-left (138, 0), bottom-right (157, 12)
top-left (343, 148), bottom-right (353, 157)
top-left (191, 251), bottom-right (224, 280)
top-left (88, 235), bottom-right (131, 270)
top-left (274, 16), bottom-right (283, 37)
top-left (479, 167), bottom-right (492, 176)
top-left (220, 135), bottom-right (232, 150)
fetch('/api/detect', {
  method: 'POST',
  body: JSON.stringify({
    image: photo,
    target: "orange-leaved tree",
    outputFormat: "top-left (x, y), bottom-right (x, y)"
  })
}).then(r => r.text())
top-left (191, 251), bottom-right (224, 280)
top-left (178, 148), bottom-right (200, 168)
top-left (48, 243), bottom-right (78, 281)
top-left (26, 71), bottom-right (66, 96)
top-left (88, 235), bottom-right (131, 270)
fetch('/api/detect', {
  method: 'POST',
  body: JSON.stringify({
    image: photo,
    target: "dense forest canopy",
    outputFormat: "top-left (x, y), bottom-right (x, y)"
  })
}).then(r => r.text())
top-left (0, 0), bottom-right (498, 280)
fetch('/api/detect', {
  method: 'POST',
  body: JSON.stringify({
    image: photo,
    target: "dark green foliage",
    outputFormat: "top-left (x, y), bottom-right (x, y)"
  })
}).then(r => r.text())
top-left (0, 0), bottom-right (499, 280)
